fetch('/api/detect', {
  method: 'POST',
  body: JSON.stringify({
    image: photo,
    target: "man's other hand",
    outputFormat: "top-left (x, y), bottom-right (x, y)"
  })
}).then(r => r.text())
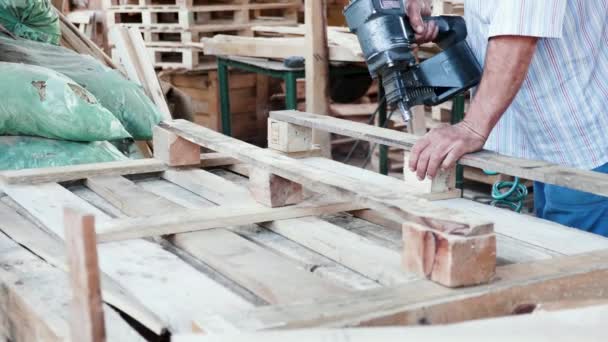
top-left (405, 0), bottom-right (438, 43)
top-left (408, 121), bottom-right (488, 180)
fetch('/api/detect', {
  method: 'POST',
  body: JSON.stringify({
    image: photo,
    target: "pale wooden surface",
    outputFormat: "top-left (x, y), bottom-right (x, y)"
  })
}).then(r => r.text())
top-left (64, 209), bottom-right (106, 342)
top-left (305, 0), bottom-right (332, 157)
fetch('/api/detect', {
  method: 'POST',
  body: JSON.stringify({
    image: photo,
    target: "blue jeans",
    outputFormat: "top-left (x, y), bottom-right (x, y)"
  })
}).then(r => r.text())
top-left (534, 162), bottom-right (608, 237)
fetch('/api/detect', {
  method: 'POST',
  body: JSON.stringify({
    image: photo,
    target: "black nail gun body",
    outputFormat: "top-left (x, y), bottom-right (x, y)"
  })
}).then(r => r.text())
top-left (344, 0), bottom-right (482, 120)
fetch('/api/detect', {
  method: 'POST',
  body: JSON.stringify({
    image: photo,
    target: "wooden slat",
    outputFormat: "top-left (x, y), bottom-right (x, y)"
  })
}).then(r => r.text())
top-left (163, 168), bottom-right (417, 286)
top-left (0, 222), bottom-right (144, 341)
top-left (0, 159), bottom-right (166, 185)
top-left (193, 249), bottom-right (608, 332)
top-left (270, 110), bottom-right (608, 197)
top-left (180, 304), bottom-right (608, 341)
top-left (0, 200), bottom-right (167, 335)
top-left (4, 183), bottom-right (252, 333)
top-left (86, 176), bottom-right (347, 304)
top-left (64, 209), bottom-right (106, 342)
top-left (159, 120), bottom-right (493, 234)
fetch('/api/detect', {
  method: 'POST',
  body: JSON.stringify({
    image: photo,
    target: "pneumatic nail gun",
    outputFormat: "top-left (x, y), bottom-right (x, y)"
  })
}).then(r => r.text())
top-left (344, 0), bottom-right (482, 121)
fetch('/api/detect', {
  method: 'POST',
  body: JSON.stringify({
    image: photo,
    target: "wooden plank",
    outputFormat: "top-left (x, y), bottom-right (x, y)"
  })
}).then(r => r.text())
top-left (163, 169), bottom-right (417, 285)
top-left (109, 26), bottom-right (172, 119)
top-left (179, 305), bottom-right (608, 341)
top-left (305, 0), bottom-right (332, 157)
top-left (96, 199), bottom-right (363, 242)
top-left (0, 200), bottom-right (167, 335)
top-left (193, 249), bottom-right (608, 332)
top-left (270, 110), bottom-right (608, 197)
top-left (86, 176), bottom-right (347, 304)
top-left (0, 159), bottom-right (166, 185)
top-left (199, 35), bottom-right (364, 62)
top-left (4, 183), bottom-right (252, 333)
top-left (64, 209), bottom-right (106, 342)
top-left (0, 224), bottom-right (144, 341)
top-left (158, 120), bottom-right (493, 234)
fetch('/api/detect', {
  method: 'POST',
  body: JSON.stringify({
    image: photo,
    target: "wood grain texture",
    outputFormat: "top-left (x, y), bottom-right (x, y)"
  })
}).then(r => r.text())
top-left (0, 221), bottom-right (144, 342)
top-left (86, 176), bottom-right (346, 304)
top-left (163, 168), bottom-right (415, 286)
top-left (4, 183), bottom-right (252, 333)
top-left (193, 249), bottom-right (608, 332)
top-left (0, 200), bottom-right (166, 336)
top-left (158, 120), bottom-right (493, 234)
top-left (304, 0), bottom-right (332, 157)
top-left (153, 126), bottom-right (201, 166)
top-left (64, 209), bottom-right (105, 342)
top-left (270, 110), bottom-right (608, 197)
top-left (0, 159), bottom-right (166, 185)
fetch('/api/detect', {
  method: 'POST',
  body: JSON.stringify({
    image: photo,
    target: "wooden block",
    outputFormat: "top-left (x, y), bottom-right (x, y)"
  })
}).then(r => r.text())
top-left (268, 118), bottom-right (312, 153)
top-left (153, 125), bottom-right (200, 166)
top-left (403, 151), bottom-right (456, 194)
top-left (249, 167), bottom-right (303, 208)
top-left (402, 222), bottom-right (496, 287)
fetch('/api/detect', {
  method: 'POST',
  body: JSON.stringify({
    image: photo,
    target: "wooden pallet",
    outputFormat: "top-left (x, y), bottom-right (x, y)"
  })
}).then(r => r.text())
top-left (2, 112), bottom-right (608, 340)
top-left (106, 2), bottom-right (299, 29)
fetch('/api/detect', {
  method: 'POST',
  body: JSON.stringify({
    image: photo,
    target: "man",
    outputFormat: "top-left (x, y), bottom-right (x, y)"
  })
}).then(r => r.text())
top-left (405, 0), bottom-right (608, 236)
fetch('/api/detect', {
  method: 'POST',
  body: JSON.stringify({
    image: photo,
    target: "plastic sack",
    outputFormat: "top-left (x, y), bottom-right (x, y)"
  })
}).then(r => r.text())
top-left (0, 0), bottom-right (60, 45)
top-left (0, 62), bottom-right (132, 141)
top-left (0, 136), bottom-right (128, 170)
top-left (0, 34), bottom-right (164, 140)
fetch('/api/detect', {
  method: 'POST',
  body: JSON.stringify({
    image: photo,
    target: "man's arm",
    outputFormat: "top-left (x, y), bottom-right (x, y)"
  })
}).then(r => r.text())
top-left (408, 35), bottom-right (539, 180)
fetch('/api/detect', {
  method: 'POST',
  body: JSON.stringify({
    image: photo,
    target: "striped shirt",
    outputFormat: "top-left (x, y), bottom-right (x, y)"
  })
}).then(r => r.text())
top-left (465, 0), bottom-right (608, 169)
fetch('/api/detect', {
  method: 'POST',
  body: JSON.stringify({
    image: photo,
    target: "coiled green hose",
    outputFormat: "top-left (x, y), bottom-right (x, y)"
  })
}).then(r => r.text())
top-left (483, 170), bottom-right (528, 213)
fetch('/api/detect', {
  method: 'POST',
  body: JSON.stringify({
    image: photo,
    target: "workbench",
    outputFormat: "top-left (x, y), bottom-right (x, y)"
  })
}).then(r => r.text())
top-left (1, 113), bottom-right (607, 341)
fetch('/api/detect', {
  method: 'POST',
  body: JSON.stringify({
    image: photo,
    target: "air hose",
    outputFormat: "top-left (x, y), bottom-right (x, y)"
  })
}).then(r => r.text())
top-left (483, 170), bottom-right (528, 213)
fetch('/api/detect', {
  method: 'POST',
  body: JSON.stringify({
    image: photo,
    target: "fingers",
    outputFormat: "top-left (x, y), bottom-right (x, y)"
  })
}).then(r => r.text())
top-left (416, 147), bottom-right (432, 180)
top-left (426, 145), bottom-right (449, 179)
top-left (406, 1), bottom-right (425, 34)
top-left (409, 137), bottom-right (431, 172)
top-left (440, 148), bottom-right (462, 171)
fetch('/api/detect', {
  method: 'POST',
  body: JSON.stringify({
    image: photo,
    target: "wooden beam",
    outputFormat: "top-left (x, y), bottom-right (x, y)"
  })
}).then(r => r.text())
top-left (64, 209), bottom-right (106, 342)
top-left (153, 126), bottom-right (201, 167)
top-left (305, 0), bottom-right (332, 157)
top-left (270, 110), bottom-right (608, 197)
top-left (192, 249), bottom-right (608, 332)
top-left (95, 200), bottom-right (364, 242)
top-left (158, 120), bottom-right (493, 234)
top-left (0, 159), bottom-right (166, 185)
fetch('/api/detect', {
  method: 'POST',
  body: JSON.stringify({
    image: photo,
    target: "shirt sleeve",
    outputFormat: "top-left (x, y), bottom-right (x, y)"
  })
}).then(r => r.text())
top-left (488, 0), bottom-right (568, 39)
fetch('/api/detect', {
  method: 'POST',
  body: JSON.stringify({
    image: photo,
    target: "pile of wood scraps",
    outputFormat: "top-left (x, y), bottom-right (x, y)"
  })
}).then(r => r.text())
top-left (105, 0), bottom-right (301, 69)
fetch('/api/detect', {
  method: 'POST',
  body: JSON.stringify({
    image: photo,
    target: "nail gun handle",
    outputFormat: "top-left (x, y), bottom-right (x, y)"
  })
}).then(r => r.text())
top-left (424, 16), bottom-right (468, 49)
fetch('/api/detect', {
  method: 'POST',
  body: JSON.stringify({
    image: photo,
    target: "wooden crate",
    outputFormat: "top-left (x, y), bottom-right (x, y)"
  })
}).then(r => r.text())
top-left (160, 69), bottom-right (264, 143)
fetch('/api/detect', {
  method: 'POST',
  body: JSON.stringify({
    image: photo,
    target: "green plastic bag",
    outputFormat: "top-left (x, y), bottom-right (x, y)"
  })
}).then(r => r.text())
top-left (0, 34), bottom-right (164, 140)
top-left (0, 136), bottom-right (128, 170)
top-left (0, 62), bottom-right (132, 141)
top-left (0, 0), bottom-right (60, 45)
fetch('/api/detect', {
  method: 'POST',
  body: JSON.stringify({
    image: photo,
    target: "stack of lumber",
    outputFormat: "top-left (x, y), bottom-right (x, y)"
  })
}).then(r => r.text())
top-left (104, 0), bottom-right (301, 69)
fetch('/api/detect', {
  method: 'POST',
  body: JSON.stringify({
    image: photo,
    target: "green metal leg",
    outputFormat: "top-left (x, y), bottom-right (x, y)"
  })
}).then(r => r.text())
top-left (378, 84), bottom-right (389, 175)
top-left (284, 72), bottom-right (298, 110)
top-left (218, 59), bottom-right (232, 136)
top-left (451, 94), bottom-right (466, 191)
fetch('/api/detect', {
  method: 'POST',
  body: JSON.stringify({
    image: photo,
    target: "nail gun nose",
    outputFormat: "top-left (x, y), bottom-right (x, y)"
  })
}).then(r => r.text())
top-left (398, 101), bottom-right (411, 122)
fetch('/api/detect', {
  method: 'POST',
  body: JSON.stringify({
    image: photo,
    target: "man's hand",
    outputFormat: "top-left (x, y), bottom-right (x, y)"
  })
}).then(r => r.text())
top-left (408, 121), bottom-right (488, 180)
top-left (405, 0), bottom-right (438, 43)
